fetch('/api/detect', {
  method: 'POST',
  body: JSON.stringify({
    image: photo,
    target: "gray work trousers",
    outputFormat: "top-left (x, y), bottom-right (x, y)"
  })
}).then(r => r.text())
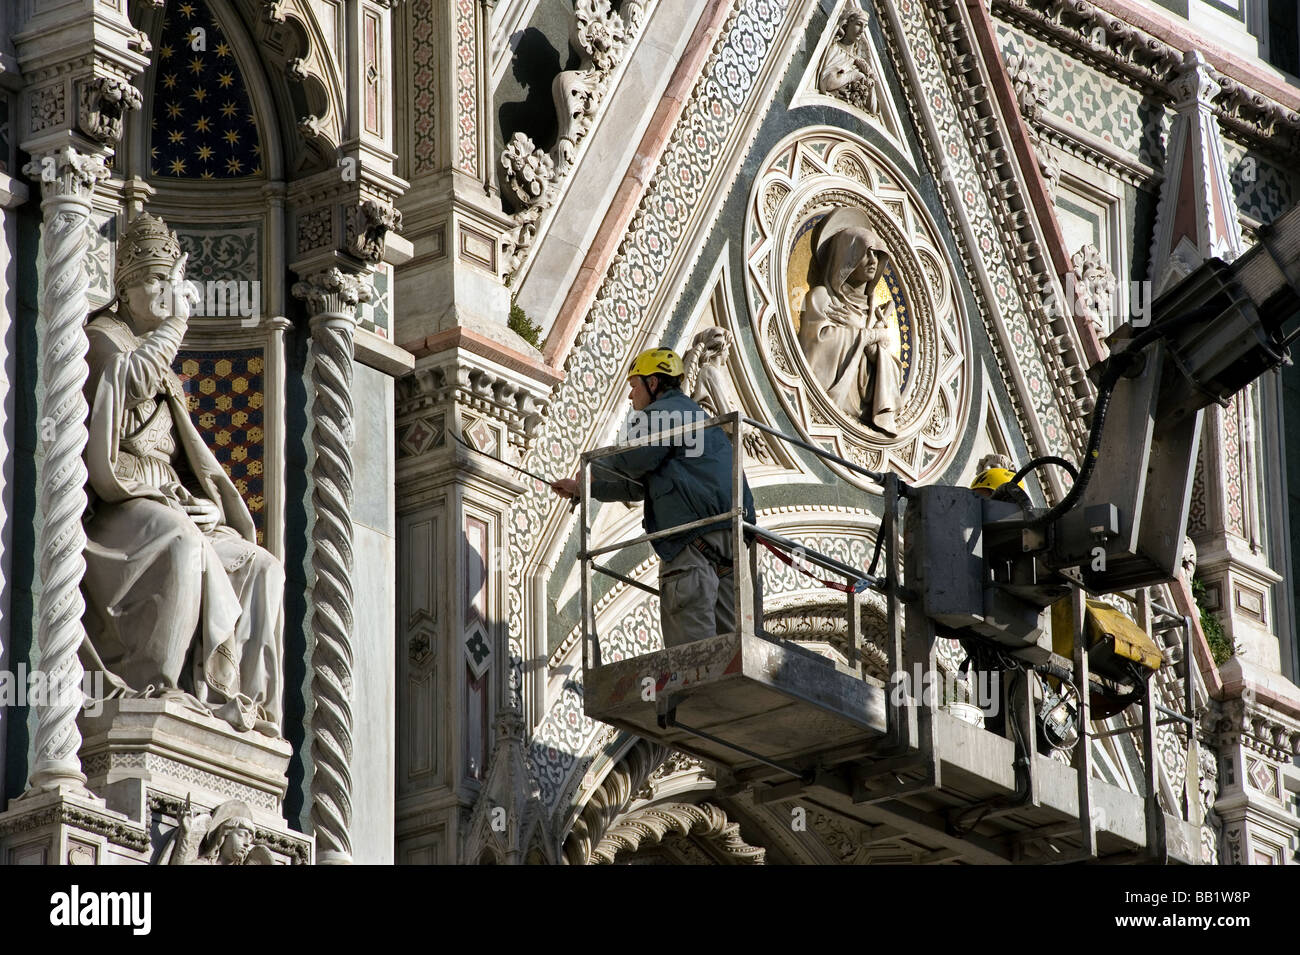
top-left (659, 529), bottom-right (739, 648)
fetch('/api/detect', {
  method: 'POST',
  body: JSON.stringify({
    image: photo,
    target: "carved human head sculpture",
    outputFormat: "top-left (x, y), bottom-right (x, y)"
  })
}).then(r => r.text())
top-left (114, 212), bottom-right (184, 329)
top-left (835, 8), bottom-right (868, 45)
top-left (200, 800), bottom-right (257, 865)
top-left (815, 207), bottom-right (891, 303)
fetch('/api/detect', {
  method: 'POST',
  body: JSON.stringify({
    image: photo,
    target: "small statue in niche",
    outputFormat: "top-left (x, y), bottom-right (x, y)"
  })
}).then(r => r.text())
top-left (81, 212), bottom-right (284, 737)
top-left (162, 796), bottom-right (274, 865)
top-left (818, 6), bottom-right (878, 115)
top-left (798, 208), bottom-right (903, 437)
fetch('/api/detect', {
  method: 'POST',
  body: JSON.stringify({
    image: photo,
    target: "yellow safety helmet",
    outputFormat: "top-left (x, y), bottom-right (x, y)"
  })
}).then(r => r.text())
top-left (629, 347), bottom-right (684, 379)
top-left (970, 467), bottom-right (1025, 497)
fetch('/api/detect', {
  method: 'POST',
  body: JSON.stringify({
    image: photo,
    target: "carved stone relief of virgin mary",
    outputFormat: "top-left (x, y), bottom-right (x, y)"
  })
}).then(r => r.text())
top-left (798, 208), bottom-right (902, 436)
top-left (746, 129), bottom-right (970, 488)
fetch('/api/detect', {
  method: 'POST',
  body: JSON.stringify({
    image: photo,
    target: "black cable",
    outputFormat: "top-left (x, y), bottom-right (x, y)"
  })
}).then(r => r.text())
top-left (866, 515), bottom-right (887, 579)
top-left (1026, 300), bottom-right (1226, 529)
top-left (994, 455), bottom-right (1079, 504)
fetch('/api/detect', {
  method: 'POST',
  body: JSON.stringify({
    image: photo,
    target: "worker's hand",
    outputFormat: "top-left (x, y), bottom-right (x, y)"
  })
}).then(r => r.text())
top-left (550, 476), bottom-right (579, 500)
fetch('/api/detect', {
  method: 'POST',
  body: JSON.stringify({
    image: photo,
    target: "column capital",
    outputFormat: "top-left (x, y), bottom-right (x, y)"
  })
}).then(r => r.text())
top-left (21, 145), bottom-right (110, 204)
top-left (292, 267), bottom-right (374, 319)
top-left (1169, 50), bottom-right (1220, 112)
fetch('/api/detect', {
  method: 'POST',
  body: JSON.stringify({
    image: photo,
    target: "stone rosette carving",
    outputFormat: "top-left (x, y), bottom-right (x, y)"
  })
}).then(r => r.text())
top-left (747, 129), bottom-right (970, 489)
top-left (78, 76), bottom-right (143, 145)
top-left (29, 84), bottom-right (66, 135)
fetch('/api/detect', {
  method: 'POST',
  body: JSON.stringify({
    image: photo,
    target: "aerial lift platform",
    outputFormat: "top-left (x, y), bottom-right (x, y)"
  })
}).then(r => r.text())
top-left (582, 204), bottom-right (1300, 864)
top-left (582, 424), bottom-right (1202, 863)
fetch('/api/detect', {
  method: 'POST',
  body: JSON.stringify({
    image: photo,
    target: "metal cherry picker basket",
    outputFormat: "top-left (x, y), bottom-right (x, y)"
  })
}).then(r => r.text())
top-left (577, 203), bottom-right (1300, 861)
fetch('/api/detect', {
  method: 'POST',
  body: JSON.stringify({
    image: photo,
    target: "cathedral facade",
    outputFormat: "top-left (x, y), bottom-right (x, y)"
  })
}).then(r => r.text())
top-left (0, 0), bottom-right (1298, 865)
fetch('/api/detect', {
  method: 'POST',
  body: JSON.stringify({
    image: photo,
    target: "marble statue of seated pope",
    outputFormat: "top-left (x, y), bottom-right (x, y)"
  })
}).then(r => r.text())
top-left (80, 212), bottom-right (283, 736)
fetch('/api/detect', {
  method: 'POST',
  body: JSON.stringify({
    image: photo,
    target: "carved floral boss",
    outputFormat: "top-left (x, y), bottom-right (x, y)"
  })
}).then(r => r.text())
top-left (747, 130), bottom-right (970, 488)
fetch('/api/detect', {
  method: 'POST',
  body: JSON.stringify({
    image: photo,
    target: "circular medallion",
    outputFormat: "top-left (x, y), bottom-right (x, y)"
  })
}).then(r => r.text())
top-left (746, 128), bottom-right (970, 488)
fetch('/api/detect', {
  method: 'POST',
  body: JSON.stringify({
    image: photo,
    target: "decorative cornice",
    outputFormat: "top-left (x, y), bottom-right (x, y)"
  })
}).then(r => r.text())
top-left (396, 347), bottom-right (551, 455)
top-left (990, 0), bottom-right (1300, 158)
top-left (0, 802), bottom-right (149, 852)
top-left (1215, 696), bottom-right (1300, 762)
top-left (401, 325), bottom-right (563, 387)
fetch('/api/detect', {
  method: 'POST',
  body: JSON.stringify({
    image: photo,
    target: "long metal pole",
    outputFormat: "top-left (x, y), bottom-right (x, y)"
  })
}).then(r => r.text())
top-left (1137, 589), bottom-right (1166, 861)
top-left (731, 412), bottom-right (746, 635)
top-left (1072, 585), bottom-right (1097, 858)
top-left (742, 416), bottom-right (887, 485)
top-left (581, 453), bottom-right (595, 669)
top-left (885, 475), bottom-right (904, 749)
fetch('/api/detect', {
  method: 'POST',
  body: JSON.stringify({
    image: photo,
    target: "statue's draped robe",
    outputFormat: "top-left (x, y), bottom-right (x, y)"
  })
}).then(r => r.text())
top-left (817, 35), bottom-right (876, 113)
top-left (798, 228), bottom-right (902, 436)
top-left (81, 315), bottom-right (283, 730)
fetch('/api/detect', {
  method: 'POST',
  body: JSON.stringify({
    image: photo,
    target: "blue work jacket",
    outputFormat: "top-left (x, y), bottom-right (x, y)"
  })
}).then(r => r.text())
top-left (590, 388), bottom-right (756, 561)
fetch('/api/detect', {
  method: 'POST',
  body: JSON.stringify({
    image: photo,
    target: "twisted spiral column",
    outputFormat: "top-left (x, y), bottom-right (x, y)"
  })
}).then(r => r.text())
top-left (22, 148), bottom-right (110, 794)
top-left (293, 268), bottom-right (372, 865)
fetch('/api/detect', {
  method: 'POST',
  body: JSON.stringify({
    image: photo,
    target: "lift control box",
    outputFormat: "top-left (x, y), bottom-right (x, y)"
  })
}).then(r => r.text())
top-left (905, 485), bottom-right (1054, 662)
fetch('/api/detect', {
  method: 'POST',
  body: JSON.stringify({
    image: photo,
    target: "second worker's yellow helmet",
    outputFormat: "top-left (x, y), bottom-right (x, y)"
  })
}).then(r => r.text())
top-left (629, 347), bottom-right (684, 379)
top-left (971, 467), bottom-right (1025, 497)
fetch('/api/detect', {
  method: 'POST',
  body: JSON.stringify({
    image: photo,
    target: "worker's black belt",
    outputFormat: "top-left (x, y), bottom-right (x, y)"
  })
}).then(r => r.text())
top-left (692, 536), bottom-right (733, 575)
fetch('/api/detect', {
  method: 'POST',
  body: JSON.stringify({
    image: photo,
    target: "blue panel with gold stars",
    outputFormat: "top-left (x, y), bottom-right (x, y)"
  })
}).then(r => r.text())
top-left (149, 0), bottom-right (263, 180)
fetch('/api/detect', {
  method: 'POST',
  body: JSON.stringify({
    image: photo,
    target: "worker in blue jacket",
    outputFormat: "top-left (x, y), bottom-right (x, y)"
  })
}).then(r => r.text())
top-left (552, 347), bottom-right (756, 647)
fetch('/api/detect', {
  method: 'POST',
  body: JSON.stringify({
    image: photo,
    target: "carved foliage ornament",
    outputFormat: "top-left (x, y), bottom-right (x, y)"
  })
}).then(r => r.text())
top-left (346, 198), bottom-right (404, 265)
top-left (1004, 52), bottom-right (1060, 197)
top-left (78, 77), bottom-right (144, 145)
top-left (292, 267), bottom-right (374, 316)
top-left (747, 130), bottom-right (970, 489)
top-left (1069, 244), bottom-right (1116, 334)
top-left (499, 0), bottom-right (651, 276)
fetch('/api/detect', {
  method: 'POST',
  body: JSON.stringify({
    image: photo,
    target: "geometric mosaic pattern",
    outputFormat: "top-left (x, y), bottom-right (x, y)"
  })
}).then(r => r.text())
top-left (175, 348), bottom-right (267, 544)
top-left (455, 0), bottom-right (478, 177)
top-left (1224, 138), bottom-right (1295, 225)
top-left (517, 0), bottom-right (794, 811)
top-left (149, 0), bottom-right (263, 180)
top-left (902, 2), bottom-right (1073, 455)
top-left (410, 0), bottom-right (438, 173)
top-left (996, 22), bottom-right (1168, 167)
